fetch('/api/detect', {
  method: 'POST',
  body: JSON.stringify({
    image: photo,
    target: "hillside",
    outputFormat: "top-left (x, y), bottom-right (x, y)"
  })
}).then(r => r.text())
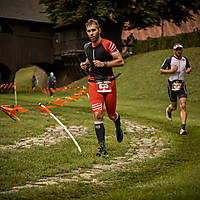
top-left (0, 47), bottom-right (200, 200)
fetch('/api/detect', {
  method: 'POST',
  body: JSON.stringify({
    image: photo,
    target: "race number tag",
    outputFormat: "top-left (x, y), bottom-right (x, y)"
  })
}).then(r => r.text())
top-left (172, 82), bottom-right (182, 91)
top-left (96, 81), bottom-right (112, 93)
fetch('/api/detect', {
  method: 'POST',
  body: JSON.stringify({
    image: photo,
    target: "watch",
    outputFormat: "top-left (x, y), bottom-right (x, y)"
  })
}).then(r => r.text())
top-left (104, 61), bottom-right (107, 67)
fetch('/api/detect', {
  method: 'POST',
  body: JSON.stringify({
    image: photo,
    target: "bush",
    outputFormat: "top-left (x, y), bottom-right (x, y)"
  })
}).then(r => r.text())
top-left (129, 31), bottom-right (200, 54)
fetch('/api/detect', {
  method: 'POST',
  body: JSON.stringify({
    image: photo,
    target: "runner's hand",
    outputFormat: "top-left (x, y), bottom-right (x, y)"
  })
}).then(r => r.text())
top-left (80, 62), bottom-right (88, 70)
top-left (171, 65), bottom-right (178, 73)
top-left (186, 68), bottom-right (192, 74)
top-left (93, 60), bottom-right (104, 67)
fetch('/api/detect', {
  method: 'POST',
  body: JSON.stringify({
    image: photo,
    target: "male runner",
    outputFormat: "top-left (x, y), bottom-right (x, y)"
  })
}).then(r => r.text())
top-left (80, 19), bottom-right (124, 156)
top-left (48, 72), bottom-right (56, 97)
top-left (160, 44), bottom-right (192, 135)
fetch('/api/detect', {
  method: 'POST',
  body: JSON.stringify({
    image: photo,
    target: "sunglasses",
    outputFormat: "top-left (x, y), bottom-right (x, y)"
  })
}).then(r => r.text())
top-left (175, 48), bottom-right (183, 51)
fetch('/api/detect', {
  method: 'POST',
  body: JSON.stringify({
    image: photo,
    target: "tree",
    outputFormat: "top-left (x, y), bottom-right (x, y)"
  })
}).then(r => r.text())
top-left (39, 0), bottom-right (200, 50)
top-left (40, 0), bottom-right (200, 29)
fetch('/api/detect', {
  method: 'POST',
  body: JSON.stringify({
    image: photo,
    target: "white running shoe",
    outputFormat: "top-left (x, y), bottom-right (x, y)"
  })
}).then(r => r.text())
top-left (166, 107), bottom-right (172, 121)
top-left (180, 128), bottom-right (188, 135)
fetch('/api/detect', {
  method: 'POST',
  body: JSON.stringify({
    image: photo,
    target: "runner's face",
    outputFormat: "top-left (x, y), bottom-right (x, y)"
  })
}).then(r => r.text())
top-left (174, 48), bottom-right (183, 58)
top-left (86, 24), bottom-right (100, 43)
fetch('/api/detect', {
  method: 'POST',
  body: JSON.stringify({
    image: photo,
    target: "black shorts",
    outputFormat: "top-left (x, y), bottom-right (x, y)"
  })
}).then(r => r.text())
top-left (168, 80), bottom-right (187, 102)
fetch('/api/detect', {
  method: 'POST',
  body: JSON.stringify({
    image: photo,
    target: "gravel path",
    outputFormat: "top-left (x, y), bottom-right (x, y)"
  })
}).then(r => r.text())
top-left (1, 119), bottom-right (170, 194)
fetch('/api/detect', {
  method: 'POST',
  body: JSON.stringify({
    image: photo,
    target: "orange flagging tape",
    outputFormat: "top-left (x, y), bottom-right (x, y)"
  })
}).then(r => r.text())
top-left (50, 88), bottom-right (55, 93)
top-left (69, 94), bottom-right (81, 100)
top-left (50, 99), bottom-right (72, 106)
top-left (0, 86), bottom-right (89, 121)
top-left (81, 89), bottom-right (89, 94)
top-left (41, 88), bottom-right (47, 94)
top-left (0, 105), bottom-right (20, 121)
top-left (8, 83), bottom-right (12, 89)
top-left (36, 105), bottom-right (56, 114)
top-left (56, 88), bottom-right (67, 92)
top-left (69, 86), bottom-right (77, 90)
top-left (14, 105), bottom-right (29, 113)
top-left (0, 83), bottom-right (15, 89)
top-left (4, 84), bottom-right (8, 89)
top-left (0, 84), bottom-right (5, 88)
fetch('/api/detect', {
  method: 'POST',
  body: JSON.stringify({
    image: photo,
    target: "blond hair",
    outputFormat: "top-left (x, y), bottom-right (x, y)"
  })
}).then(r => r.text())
top-left (85, 19), bottom-right (100, 29)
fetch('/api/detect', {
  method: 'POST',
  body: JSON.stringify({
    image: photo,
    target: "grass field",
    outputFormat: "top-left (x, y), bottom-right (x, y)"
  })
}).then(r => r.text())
top-left (0, 47), bottom-right (200, 200)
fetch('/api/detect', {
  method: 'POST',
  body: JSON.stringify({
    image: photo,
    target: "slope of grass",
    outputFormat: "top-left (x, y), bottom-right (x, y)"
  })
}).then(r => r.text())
top-left (14, 66), bottom-right (35, 87)
top-left (0, 47), bottom-right (200, 200)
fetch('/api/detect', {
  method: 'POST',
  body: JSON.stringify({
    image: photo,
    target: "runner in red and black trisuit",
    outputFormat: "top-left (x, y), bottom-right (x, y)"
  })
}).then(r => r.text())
top-left (80, 19), bottom-right (124, 157)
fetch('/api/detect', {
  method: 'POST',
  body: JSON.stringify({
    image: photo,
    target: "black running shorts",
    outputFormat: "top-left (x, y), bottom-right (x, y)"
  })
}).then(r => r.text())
top-left (168, 81), bottom-right (187, 102)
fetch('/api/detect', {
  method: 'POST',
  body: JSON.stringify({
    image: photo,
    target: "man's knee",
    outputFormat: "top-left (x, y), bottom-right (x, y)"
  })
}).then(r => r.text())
top-left (180, 98), bottom-right (187, 111)
top-left (170, 103), bottom-right (177, 111)
top-left (108, 113), bottom-right (117, 121)
top-left (180, 102), bottom-right (186, 110)
top-left (94, 112), bottom-right (103, 121)
top-left (171, 106), bottom-right (177, 111)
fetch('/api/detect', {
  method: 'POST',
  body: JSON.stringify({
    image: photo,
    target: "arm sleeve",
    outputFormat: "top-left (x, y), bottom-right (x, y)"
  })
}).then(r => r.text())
top-left (108, 41), bottom-right (119, 55)
top-left (84, 42), bottom-right (91, 57)
top-left (185, 57), bottom-right (191, 69)
top-left (102, 39), bottom-right (119, 55)
top-left (161, 56), bottom-right (171, 69)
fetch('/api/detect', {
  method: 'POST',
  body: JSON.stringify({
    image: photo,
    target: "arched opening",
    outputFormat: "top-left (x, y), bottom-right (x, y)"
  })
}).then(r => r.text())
top-left (14, 65), bottom-right (48, 88)
top-left (13, 58), bottom-right (88, 90)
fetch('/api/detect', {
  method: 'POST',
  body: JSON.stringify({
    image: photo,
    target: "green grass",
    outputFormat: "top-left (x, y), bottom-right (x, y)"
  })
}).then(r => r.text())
top-left (14, 66), bottom-right (35, 87)
top-left (0, 47), bottom-right (200, 199)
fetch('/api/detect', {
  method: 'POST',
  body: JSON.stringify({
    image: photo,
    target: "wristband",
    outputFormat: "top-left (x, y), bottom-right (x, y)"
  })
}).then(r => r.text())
top-left (104, 61), bottom-right (107, 67)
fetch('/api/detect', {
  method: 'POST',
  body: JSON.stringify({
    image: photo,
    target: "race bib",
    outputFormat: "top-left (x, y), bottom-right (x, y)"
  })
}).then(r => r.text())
top-left (172, 81), bottom-right (182, 91)
top-left (96, 81), bottom-right (112, 93)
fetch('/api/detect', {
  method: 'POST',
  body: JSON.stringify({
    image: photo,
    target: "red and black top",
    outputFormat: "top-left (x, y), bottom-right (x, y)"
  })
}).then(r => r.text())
top-left (84, 38), bottom-right (119, 78)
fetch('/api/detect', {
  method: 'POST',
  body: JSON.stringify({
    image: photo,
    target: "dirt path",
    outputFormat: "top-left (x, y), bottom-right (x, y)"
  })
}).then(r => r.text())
top-left (1, 120), bottom-right (170, 194)
top-left (0, 125), bottom-right (88, 150)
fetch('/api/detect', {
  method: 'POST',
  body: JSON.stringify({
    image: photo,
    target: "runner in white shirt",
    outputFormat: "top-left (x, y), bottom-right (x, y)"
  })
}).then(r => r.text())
top-left (160, 44), bottom-right (192, 135)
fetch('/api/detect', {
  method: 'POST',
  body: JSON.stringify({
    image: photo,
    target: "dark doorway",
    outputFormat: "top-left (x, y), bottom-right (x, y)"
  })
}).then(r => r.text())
top-left (0, 63), bottom-right (11, 84)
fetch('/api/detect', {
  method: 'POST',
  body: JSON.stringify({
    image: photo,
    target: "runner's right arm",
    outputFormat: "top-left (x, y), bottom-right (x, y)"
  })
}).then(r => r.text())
top-left (160, 56), bottom-right (178, 74)
top-left (80, 58), bottom-right (90, 70)
top-left (160, 66), bottom-right (178, 74)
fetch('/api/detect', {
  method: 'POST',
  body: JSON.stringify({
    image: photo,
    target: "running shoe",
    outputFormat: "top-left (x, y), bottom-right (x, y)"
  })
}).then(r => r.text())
top-left (166, 107), bottom-right (172, 121)
top-left (96, 147), bottom-right (109, 157)
top-left (116, 128), bottom-right (123, 143)
top-left (104, 150), bottom-right (109, 158)
top-left (180, 128), bottom-right (188, 135)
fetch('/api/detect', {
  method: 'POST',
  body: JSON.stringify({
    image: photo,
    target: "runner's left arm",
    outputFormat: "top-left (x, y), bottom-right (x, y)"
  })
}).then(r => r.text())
top-left (107, 52), bottom-right (124, 67)
top-left (185, 57), bottom-right (192, 73)
top-left (93, 52), bottom-right (124, 68)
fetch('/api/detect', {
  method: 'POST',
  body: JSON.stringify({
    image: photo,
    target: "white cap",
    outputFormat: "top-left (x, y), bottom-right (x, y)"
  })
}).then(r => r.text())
top-left (173, 44), bottom-right (183, 50)
top-left (50, 72), bottom-right (54, 76)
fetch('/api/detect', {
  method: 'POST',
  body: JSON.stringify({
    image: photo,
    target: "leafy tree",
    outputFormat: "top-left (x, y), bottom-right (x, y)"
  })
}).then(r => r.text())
top-left (40, 0), bottom-right (200, 50)
top-left (158, 0), bottom-right (200, 26)
top-left (40, 0), bottom-right (200, 29)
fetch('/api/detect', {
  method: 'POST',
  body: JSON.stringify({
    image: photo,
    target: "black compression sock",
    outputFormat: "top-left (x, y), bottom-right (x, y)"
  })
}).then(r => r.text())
top-left (95, 122), bottom-right (105, 149)
top-left (114, 113), bottom-right (121, 130)
top-left (181, 124), bottom-right (186, 130)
